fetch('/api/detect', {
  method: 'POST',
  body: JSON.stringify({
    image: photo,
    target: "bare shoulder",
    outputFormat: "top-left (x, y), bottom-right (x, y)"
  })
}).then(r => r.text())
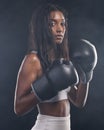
top-left (19, 52), bottom-right (42, 78)
top-left (24, 52), bottom-right (41, 68)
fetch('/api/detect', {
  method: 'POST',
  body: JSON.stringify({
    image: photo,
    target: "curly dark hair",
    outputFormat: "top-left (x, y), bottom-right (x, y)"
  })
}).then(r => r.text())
top-left (28, 4), bottom-right (69, 69)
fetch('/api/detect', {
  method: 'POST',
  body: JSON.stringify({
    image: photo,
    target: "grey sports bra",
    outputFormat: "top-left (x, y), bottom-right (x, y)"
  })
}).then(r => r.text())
top-left (41, 86), bottom-right (71, 103)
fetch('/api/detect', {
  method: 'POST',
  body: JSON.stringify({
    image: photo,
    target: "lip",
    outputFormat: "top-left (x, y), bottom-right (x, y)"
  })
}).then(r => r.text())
top-left (56, 35), bottom-right (63, 39)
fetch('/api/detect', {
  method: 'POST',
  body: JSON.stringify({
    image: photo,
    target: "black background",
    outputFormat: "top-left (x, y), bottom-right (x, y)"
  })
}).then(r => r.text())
top-left (0, 0), bottom-right (104, 130)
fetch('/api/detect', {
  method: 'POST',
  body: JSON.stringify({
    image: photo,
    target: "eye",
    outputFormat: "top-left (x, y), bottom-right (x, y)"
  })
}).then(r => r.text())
top-left (49, 21), bottom-right (56, 27)
top-left (61, 22), bottom-right (66, 27)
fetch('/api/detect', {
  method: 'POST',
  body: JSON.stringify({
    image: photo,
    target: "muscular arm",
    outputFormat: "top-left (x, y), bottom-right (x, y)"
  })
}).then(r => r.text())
top-left (68, 82), bottom-right (89, 108)
top-left (14, 53), bottom-right (42, 115)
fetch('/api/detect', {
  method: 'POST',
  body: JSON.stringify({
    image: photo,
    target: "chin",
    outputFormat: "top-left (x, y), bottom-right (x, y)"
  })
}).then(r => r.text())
top-left (55, 40), bottom-right (63, 45)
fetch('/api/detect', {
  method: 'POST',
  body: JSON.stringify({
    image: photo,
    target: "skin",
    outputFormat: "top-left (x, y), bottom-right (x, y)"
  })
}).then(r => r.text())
top-left (14, 11), bottom-right (90, 117)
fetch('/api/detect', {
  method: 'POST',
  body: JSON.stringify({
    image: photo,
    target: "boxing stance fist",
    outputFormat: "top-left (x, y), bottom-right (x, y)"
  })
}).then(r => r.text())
top-left (70, 39), bottom-right (98, 84)
top-left (32, 59), bottom-right (79, 101)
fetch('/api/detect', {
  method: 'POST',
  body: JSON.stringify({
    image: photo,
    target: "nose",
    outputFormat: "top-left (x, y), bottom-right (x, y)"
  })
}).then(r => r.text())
top-left (56, 24), bottom-right (63, 33)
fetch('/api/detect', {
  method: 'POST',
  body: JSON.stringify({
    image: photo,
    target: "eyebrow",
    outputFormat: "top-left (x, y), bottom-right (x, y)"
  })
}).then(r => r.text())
top-left (49, 19), bottom-right (65, 21)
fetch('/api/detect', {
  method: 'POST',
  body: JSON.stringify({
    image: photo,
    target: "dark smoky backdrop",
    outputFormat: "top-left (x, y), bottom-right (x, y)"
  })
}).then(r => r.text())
top-left (0, 0), bottom-right (104, 130)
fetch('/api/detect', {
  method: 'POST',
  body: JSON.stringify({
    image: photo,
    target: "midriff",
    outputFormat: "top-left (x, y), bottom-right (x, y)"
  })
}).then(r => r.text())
top-left (38, 99), bottom-right (70, 117)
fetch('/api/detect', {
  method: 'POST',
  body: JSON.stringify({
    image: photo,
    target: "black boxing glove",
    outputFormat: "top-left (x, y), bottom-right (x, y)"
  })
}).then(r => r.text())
top-left (31, 59), bottom-right (79, 101)
top-left (75, 64), bottom-right (94, 84)
top-left (70, 39), bottom-right (98, 84)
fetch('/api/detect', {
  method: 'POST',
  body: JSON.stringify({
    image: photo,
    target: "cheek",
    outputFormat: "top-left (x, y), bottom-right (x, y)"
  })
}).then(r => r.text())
top-left (50, 27), bottom-right (56, 35)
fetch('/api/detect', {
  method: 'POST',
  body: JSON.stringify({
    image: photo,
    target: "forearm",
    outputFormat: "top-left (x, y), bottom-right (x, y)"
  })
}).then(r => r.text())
top-left (14, 91), bottom-right (39, 115)
top-left (75, 82), bottom-right (89, 107)
top-left (68, 82), bottom-right (90, 108)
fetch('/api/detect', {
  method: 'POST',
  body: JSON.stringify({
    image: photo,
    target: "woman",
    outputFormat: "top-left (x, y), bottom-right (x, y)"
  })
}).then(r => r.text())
top-left (14, 4), bottom-right (97, 130)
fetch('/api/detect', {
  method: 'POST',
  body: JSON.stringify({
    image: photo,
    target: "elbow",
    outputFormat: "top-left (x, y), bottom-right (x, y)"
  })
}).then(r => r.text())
top-left (14, 103), bottom-right (22, 116)
top-left (14, 108), bottom-right (21, 116)
top-left (74, 102), bottom-right (86, 109)
top-left (14, 106), bottom-right (22, 116)
top-left (14, 100), bottom-right (24, 116)
top-left (74, 98), bottom-right (87, 108)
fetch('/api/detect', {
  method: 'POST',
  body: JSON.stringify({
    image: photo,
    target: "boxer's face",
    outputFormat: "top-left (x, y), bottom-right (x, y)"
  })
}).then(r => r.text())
top-left (48, 11), bottom-right (66, 44)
